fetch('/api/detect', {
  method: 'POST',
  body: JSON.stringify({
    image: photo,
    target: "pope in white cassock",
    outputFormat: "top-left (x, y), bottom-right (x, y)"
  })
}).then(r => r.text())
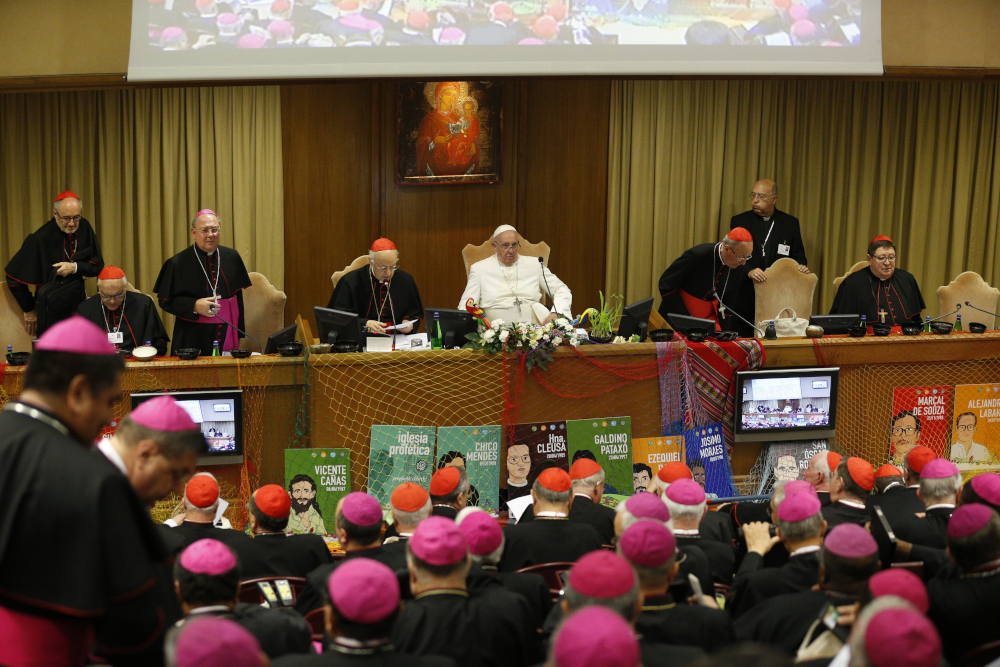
top-left (459, 225), bottom-right (572, 325)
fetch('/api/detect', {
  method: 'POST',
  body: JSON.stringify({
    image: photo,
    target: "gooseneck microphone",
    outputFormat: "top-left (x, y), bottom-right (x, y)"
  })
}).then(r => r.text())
top-left (925, 303), bottom-right (962, 324)
top-left (538, 257), bottom-right (563, 319)
top-left (965, 301), bottom-right (1000, 318)
top-left (713, 291), bottom-right (765, 337)
top-left (207, 309), bottom-right (264, 353)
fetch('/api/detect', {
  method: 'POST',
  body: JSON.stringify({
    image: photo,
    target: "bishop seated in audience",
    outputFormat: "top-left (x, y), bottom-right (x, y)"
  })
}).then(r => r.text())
top-left (829, 235), bottom-right (925, 327)
top-left (77, 265), bottom-right (170, 356)
top-left (162, 473), bottom-right (252, 553)
top-left (824, 457), bottom-right (874, 530)
top-left (516, 458), bottom-right (617, 545)
top-left (893, 458), bottom-right (960, 550)
top-left (664, 479), bottom-right (735, 586)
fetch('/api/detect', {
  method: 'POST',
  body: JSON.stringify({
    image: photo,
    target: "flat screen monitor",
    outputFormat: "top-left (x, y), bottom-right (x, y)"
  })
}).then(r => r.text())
top-left (314, 307), bottom-right (364, 347)
top-left (617, 297), bottom-right (654, 342)
top-left (667, 313), bottom-right (716, 335)
top-left (131, 390), bottom-right (244, 465)
top-left (264, 323), bottom-right (298, 354)
top-left (734, 367), bottom-right (839, 443)
top-left (809, 314), bottom-right (859, 335)
top-left (426, 308), bottom-right (477, 349)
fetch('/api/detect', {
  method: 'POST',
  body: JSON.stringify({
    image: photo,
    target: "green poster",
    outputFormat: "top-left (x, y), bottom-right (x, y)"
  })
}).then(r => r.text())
top-left (437, 425), bottom-right (501, 515)
top-left (283, 448), bottom-right (352, 536)
top-left (368, 425), bottom-right (436, 509)
top-left (567, 417), bottom-right (633, 496)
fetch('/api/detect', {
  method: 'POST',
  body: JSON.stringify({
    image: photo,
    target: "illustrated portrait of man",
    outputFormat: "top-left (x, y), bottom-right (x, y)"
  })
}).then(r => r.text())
top-left (633, 463), bottom-right (652, 493)
top-left (950, 412), bottom-right (993, 464)
top-left (690, 458), bottom-right (707, 488)
top-left (774, 454), bottom-right (800, 482)
top-left (890, 409), bottom-right (921, 465)
top-left (288, 473), bottom-right (328, 535)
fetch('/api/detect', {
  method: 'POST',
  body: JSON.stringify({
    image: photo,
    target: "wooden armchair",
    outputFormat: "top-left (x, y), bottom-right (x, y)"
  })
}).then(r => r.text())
top-left (0, 283), bottom-right (34, 352)
top-left (331, 255), bottom-right (370, 292)
top-left (240, 272), bottom-right (287, 351)
top-left (937, 271), bottom-right (999, 328)
top-left (461, 233), bottom-right (550, 278)
top-left (833, 261), bottom-right (868, 290)
top-left (753, 258), bottom-right (818, 336)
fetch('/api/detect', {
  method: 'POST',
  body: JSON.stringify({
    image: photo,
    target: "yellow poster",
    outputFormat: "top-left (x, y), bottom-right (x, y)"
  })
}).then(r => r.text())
top-left (631, 436), bottom-right (685, 493)
top-left (950, 385), bottom-right (1000, 472)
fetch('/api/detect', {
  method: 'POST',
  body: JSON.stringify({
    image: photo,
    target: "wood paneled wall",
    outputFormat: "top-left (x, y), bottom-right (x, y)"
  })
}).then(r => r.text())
top-left (281, 80), bottom-right (612, 331)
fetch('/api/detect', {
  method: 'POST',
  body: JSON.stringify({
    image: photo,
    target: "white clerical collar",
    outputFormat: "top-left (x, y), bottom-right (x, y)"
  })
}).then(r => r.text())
top-left (673, 528), bottom-right (701, 536)
top-left (189, 605), bottom-right (231, 615)
top-left (837, 499), bottom-right (867, 510)
top-left (98, 438), bottom-right (128, 476)
top-left (790, 545), bottom-right (821, 557)
top-left (508, 480), bottom-right (527, 488)
top-left (574, 493), bottom-right (592, 500)
top-left (925, 503), bottom-right (956, 511)
top-left (535, 511), bottom-right (567, 518)
top-left (908, 484), bottom-right (920, 489)
top-left (881, 482), bottom-right (904, 493)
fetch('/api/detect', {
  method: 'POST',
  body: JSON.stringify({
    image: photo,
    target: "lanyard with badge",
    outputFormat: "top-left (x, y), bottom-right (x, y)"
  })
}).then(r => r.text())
top-left (103, 293), bottom-right (126, 345)
top-left (759, 218), bottom-right (791, 259)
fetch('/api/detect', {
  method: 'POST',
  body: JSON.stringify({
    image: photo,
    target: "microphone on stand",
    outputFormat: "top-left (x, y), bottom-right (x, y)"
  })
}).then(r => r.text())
top-left (207, 309), bottom-right (264, 353)
top-left (538, 257), bottom-right (563, 319)
top-left (964, 301), bottom-right (999, 318)
top-left (926, 303), bottom-right (962, 323)
top-left (713, 291), bottom-right (765, 337)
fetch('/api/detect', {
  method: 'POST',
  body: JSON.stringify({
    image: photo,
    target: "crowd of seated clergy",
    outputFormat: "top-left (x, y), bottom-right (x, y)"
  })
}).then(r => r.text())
top-left (1, 319), bottom-right (996, 667)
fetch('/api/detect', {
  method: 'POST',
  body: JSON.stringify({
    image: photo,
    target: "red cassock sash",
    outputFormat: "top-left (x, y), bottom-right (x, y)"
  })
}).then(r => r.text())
top-left (678, 290), bottom-right (721, 331)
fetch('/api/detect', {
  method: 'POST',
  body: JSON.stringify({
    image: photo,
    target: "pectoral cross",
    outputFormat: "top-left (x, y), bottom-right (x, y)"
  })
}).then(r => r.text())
top-left (513, 297), bottom-right (523, 312)
top-left (878, 309), bottom-right (888, 324)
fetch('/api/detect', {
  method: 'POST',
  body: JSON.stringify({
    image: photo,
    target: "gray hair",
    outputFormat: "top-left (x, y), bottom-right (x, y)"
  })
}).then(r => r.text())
top-left (663, 497), bottom-right (706, 523)
top-left (572, 470), bottom-right (605, 493)
top-left (97, 275), bottom-right (128, 289)
top-left (771, 479), bottom-right (789, 507)
top-left (431, 466), bottom-right (470, 505)
top-left (920, 474), bottom-right (962, 504)
top-left (369, 249), bottom-right (399, 262)
top-left (848, 596), bottom-right (917, 667)
top-left (533, 478), bottom-right (572, 505)
top-left (183, 472), bottom-right (220, 514)
top-left (775, 511), bottom-right (825, 543)
top-left (191, 211), bottom-right (220, 229)
top-left (455, 506), bottom-right (507, 565)
top-left (615, 503), bottom-right (673, 533)
top-left (53, 196), bottom-right (82, 211)
top-left (815, 451), bottom-right (832, 481)
top-left (562, 577), bottom-right (641, 622)
top-left (390, 498), bottom-right (432, 531)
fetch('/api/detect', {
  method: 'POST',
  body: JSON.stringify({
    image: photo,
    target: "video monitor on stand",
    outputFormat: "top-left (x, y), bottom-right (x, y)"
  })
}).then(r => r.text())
top-left (314, 307), bottom-right (365, 349)
top-left (264, 323), bottom-right (298, 354)
top-left (617, 297), bottom-right (654, 342)
top-left (425, 308), bottom-right (477, 349)
top-left (131, 390), bottom-right (244, 465)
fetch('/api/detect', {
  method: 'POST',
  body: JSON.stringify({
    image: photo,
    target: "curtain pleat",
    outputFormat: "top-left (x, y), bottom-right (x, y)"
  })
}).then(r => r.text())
top-left (606, 80), bottom-right (1000, 316)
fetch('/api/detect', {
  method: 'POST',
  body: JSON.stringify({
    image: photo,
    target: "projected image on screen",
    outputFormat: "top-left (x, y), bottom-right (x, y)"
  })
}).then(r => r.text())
top-left (740, 375), bottom-right (832, 430)
top-left (177, 398), bottom-right (238, 452)
top-left (146, 0), bottom-right (863, 50)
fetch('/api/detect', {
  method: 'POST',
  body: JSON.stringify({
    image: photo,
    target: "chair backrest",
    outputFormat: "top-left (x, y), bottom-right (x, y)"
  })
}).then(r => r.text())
top-left (237, 576), bottom-right (306, 606)
top-left (332, 255), bottom-right (371, 291)
top-left (753, 257), bottom-right (819, 331)
top-left (461, 234), bottom-right (551, 278)
top-left (515, 561), bottom-right (574, 601)
top-left (833, 261), bottom-right (868, 290)
top-left (240, 272), bottom-right (287, 352)
top-left (0, 283), bottom-right (34, 353)
top-left (956, 639), bottom-right (1000, 667)
top-left (303, 608), bottom-right (326, 643)
top-left (937, 271), bottom-right (999, 327)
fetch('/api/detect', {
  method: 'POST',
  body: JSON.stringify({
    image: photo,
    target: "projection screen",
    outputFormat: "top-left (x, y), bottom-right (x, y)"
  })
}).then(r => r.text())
top-left (129, 0), bottom-right (881, 81)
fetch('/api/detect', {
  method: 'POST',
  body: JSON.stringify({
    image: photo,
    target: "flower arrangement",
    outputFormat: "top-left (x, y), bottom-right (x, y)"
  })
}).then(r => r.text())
top-left (464, 317), bottom-right (582, 371)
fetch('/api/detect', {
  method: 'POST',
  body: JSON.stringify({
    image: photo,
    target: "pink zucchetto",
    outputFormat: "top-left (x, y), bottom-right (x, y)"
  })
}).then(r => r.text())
top-left (179, 539), bottom-right (237, 576)
top-left (864, 608), bottom-right (941, 667)
top-left (129, 395), bottom-right (198, 432)
top-left (867, 569), bottom-right (929, 613)
top-left (410, 516), bottom-right (468, 566)
top-left (329, 558), bottom-right (400, 624)
top-left (568, 551), bottom-right (635, 598)
top-left (623, 492), bottom-right (671, 523)
top-left (948, 503), bottom-right (994, 540)
top-left (457, 511), bottom-right (503, 556)
top-left (35, 315), bottom-right (117, 356)
top-left (238, 34), bottom-right (267, 48)
top-left (619, 521), bottom-right (676, 568)
top-left (920, 458), bottom-right (959, 479)
top-left (664, 478), bottom-right (706, 506)
top-left (553, 606), bottom-right (640, 667)
top-left (340, 492), bottom-right (382, 527)
top-left (776, 492), bottom-right (821, 523)
top-left (970, 473), bottom-right (1000, 506)
top-left (824, 523), bottom-right (877, 559)
top-left (175, 617), bottom-right (264, 667)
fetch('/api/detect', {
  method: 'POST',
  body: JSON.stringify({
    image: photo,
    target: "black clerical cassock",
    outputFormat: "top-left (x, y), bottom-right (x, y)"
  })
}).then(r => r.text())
top-left (658, 242), bottom-right (748, 332)
top-left (829, 266), bottom-right (925, 326)
top-left (328, 265), bottom-right (424, 334)
top-left (4, 212), bottom-right (104, 334)
top-left (77, 291), bottom-right (170, 356)
top-left (154, 245), bottom-right (252, 356)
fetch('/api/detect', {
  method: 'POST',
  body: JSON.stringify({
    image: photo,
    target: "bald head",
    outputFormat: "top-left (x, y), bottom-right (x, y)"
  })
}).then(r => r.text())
top-left (369, 248), bottom-right (399, 282)
top-left (52, 198), bottom-right (82, 234)
top-left (750, 179), bottom-right (778, 217)
top-left (191, 212), bottom-right (221, 253)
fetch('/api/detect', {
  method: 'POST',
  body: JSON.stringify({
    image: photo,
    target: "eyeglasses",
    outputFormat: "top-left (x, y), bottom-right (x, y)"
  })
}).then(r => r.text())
top-left (100, 292), bottom-right (126, 301)
top-left (724, 246), bottom-right (753, 262)
top-left (749, 192), bottom-right (776, 202)
top-left (371, 262), bottom-right (398, 272)
top-left (496, 243), bottom-right (520, 252)
top-left (195, 227), bottom-right (221, 236)
top-left (957, 424), bottom-right (976, 432)
top-left (891, 426), bottom-right (917, 436)
top-left (507, 454), bottom-right (530, 465)
top-left (872, 255), bottom-right (896, 264)
top-left (56, 214), bottom-right (82, 223)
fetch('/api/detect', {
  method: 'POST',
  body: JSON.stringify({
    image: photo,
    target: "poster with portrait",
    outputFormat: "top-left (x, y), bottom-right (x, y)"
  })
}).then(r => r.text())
top-left (755, 441), bottom-right (830, 495)
top-left (284, 448), bottom-right (352, 536)
top-left (368, 425), bottom-right (436, 510)
top-left (437, 425), bottom-right (501, 515)
top-left (888, 386), bottom-right (951, 464)
top-left (502, 421), bottom-right (568, 510)
top-left (631, 435), bottom-right (686, 493)
top-left (396, 81), bottom-right (503, 185)
top-left (684, 423), bottom-right (736, 498)
top-left (567, 417), bottom-right (633, 496)
top-left (950, 385), bottom-right (1000, 471)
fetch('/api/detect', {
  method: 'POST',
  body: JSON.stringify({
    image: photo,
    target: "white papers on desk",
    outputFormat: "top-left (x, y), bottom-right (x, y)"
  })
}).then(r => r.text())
top-left (506, 495), bottom-right (534, 523)
top-left (223, 351), bottom-right (262, 356)
top-left (366, 333), bottom-right (431, 353)
top-left (383, 320), bottom-right (418, 332)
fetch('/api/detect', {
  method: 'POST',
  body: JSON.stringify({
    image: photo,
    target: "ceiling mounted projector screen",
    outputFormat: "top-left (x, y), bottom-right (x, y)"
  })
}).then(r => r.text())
top-left (130, 0), bottom-right (881, 81)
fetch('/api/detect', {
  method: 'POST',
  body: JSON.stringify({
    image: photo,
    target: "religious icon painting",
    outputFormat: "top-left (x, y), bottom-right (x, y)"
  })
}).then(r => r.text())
top-left (395, 81), bottom-right (503, 185)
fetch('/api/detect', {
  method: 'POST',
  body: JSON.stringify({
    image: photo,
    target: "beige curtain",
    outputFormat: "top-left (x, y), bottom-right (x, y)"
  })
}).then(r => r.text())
top-left (606, 80), bottom-right (1000, 317)
top-left (0, 86), bottom-right (284, 337)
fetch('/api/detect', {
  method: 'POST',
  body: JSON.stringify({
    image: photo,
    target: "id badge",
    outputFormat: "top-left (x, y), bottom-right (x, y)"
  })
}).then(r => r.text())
top-left (777, 244), bottom-right (791, 256)
top-left (108, 332), bottom-right (124, 344)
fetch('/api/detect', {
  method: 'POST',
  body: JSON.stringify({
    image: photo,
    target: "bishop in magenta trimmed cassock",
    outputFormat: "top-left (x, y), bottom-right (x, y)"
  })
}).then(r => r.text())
top-left (76, 265), bottom-right (170, 356)
top-left (657, 227), bottom-right (753, 332)
top-left (829, 235), bottom-right (925, 327)
top-left (4, 190), bottom-right (105, 336)
top-left (327, 237), bottom-right (424, 337)
top-left (153, 209), bottom-right (252, 356)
